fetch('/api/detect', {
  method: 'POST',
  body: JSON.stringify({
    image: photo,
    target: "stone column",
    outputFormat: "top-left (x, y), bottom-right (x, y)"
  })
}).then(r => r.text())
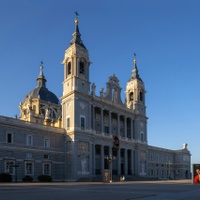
top-left (92, 106), bottom-right (95, 130)
top-left (109, 146), bottom-right (113, 182)
top-left (76, 57), bottom-right (79, 76)
top-left (131, 150), bottom-right (134, 175)
top-left (109, 111), bottom-right (112, 134)
top-left (130, 118), bottom-right (133, 139)
top-left (92, 144), bottom-right (96, 175)
top-left (89, 142), bottom-right (93, 175)
top-left (88, 103), bottom-right (92, 130)
top-left (118, 148), bottom-right (121, 175)
top-left (117, 114), bottom-right (120, 136)
top-left (62, 102), bottom-right (65, 128)
top-left (101, 145), bottom-right (104, 175)
top-left (101, 108), bottom-right (104, 133)
top-left (124, 148), bottom-right (128, 175)
top-left (124, 117), bottom-right (127, 138)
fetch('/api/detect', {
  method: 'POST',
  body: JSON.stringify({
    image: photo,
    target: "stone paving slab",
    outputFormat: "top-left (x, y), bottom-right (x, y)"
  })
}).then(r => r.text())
top-left (0, 180), bottom-right (199, 200)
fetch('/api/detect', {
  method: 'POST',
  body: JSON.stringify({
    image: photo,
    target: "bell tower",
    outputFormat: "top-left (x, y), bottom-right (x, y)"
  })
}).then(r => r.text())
top-left (125, 55), bottom-right (146, 115)
top-left (125, 55), bottom-right (147, 143)
top-left (61, 13), bottom-right (91, 134)
top-left (61, 14), bottom-right (92, 179)
top-left (62, 14), bottom-right (91, 97)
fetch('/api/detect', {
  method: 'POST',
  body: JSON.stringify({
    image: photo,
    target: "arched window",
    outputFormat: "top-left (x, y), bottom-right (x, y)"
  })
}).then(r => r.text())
top-left (68, 62), bottom-right (71, 75)
top-left (33, 105), bottom-right (36, 114)
top-left (79, 62), bottom-right (85, 74)
top-left (129, 92), bottom-right (134, 101)
top-left (112, 88), bottom-right (115, 101)
top-left (140, 91), bottom-right (143, 102)
top-left (52, 110), bottom-right (56, 119)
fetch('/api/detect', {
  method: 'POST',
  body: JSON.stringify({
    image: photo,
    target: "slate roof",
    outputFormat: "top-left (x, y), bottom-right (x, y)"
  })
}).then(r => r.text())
top-left (22, 65), bottom-right (59, 105)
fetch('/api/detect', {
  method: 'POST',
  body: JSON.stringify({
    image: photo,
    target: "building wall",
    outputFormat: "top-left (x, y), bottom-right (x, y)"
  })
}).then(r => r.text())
top-left (0, 116), bottom-right (66, 182)
top-left (0, 114), bottom-right (191, 182)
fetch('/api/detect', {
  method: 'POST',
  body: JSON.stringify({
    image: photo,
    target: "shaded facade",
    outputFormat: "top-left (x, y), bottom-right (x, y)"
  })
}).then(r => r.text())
top-left (0, 16), bottom-right (191, 181)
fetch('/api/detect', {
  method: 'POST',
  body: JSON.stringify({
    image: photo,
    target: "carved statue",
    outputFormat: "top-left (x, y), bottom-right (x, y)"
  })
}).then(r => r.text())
top-left (45, 108), bottom-right (50, 119)
top-left (91, 83), bottom-right (96, 96)
top-left (100, 88), bottom-right (104, 98)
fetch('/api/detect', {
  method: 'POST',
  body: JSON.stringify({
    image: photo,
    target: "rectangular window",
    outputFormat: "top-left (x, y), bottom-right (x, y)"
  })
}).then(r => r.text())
top-left (44, 138), bottom-right (50, 148)
top-left (141, 133), bottom-right (144, 142)
top-left (43, 163), bottom-right (51, 175)
top-left (67, 117), bottom-right (70, 129)
top-left (44, 155), bottom-right (49, 159)
top-left (150, 153), bottom-right (153, 160)
top-left (95, 146), bottom-right (100, 155)
top-left (5, 161), bottom-right (14, 175)
top-left (80, 116), bottom-right (85, 129)
top-left (25, 162), bottom-right (34, 175)
top-left (26, 135), bottom-right (33, 146)
top-left (104, 126), bottom-right (109, 133)
top-left (7, 133), bottom-right (13, 143)
top-left (26, 153), bottom-right (32, 158)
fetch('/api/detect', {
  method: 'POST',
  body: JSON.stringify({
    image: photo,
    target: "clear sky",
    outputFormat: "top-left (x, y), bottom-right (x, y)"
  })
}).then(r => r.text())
top-left (0, 0), bottom-right (200, 164)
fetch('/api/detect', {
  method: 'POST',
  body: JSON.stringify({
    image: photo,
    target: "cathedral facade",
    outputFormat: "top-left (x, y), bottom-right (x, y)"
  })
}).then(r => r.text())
top-left (0, 16), bottom-right (191, 182)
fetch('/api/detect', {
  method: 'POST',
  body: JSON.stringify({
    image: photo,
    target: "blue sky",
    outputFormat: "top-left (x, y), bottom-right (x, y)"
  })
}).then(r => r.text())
top-left (0, 0), bottom-right (200, 164)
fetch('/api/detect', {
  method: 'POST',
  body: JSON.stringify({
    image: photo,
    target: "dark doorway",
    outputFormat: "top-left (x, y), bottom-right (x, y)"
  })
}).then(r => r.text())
top-left (121, 163), bottom-right (124, 175)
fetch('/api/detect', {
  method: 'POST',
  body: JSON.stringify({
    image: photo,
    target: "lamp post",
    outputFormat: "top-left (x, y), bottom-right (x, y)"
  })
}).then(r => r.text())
top-left (166, 161), bottom-right (171, 179)
top-left (107, 154), bottom-right (113, 183)
top-left (12, 162), bottom-right (19, 182)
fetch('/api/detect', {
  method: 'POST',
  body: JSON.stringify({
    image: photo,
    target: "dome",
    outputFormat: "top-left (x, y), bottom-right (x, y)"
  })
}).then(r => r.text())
top-left (22, 64), bottom-right (59, 105)
top-left (23, 86), bottom-right (59, 104)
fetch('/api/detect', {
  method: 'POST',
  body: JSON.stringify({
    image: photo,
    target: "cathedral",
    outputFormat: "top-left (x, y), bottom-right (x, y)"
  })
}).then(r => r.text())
top-left (0, 15), bottom-right (191, 182)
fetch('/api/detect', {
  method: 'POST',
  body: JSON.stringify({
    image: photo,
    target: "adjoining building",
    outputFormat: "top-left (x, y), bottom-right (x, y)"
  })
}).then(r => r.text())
top-left (0, 16), bottom-right (191, 182)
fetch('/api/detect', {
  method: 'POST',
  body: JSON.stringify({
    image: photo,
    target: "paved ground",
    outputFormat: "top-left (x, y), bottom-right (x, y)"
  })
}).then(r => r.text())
top-left (0, 180), bottom-right (199, 200)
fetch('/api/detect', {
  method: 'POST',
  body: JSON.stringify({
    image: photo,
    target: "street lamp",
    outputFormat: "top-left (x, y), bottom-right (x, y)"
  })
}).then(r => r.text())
top-left (12, 162), bottom-right (20, 182)
top-left (107, 154), bottom-right (116, 182)
top-left (166, 161), bottom-right (171, 179)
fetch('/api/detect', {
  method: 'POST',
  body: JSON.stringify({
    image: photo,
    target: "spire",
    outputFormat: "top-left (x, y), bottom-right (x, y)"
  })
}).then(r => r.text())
top-left (36, 61), bottom-right (47, 87)
top-left (70, 12), bottom-right (86, 49)
top-left (129, 53), bottom-right (143, 82)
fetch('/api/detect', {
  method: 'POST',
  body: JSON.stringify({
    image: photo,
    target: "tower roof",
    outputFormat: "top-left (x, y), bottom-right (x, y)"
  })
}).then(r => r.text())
top-left (129, 57), bottom-right (143, 82)
top-left (69, 13), bottom-right (86, 49)
top-left (36, 62), bottom-right (46, 87)
top-left (22, 63), bottom-right (59, 105)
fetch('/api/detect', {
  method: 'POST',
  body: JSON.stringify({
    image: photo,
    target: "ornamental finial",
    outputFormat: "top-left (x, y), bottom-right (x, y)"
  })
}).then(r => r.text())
top-left (74, 11), bottom-right (79, 24)
top-left (134, 53), bottom-right (137, 63)
top-left (40, 60), bottom-right (44, 76)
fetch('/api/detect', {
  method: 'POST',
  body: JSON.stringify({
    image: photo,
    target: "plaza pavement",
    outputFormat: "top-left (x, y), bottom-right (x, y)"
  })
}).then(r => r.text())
top-left (0, 179), bottom-right (199, 200)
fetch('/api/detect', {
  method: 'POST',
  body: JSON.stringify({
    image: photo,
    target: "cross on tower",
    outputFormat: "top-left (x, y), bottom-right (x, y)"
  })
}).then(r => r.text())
top-left (40, 61), bottom-right (44, 75)
top-left (40, 60), bottom-right (44, 66)
top-left (134, 53), bottom-right (137, 63)
top-left (75, 11), bottom-right (79, 19)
